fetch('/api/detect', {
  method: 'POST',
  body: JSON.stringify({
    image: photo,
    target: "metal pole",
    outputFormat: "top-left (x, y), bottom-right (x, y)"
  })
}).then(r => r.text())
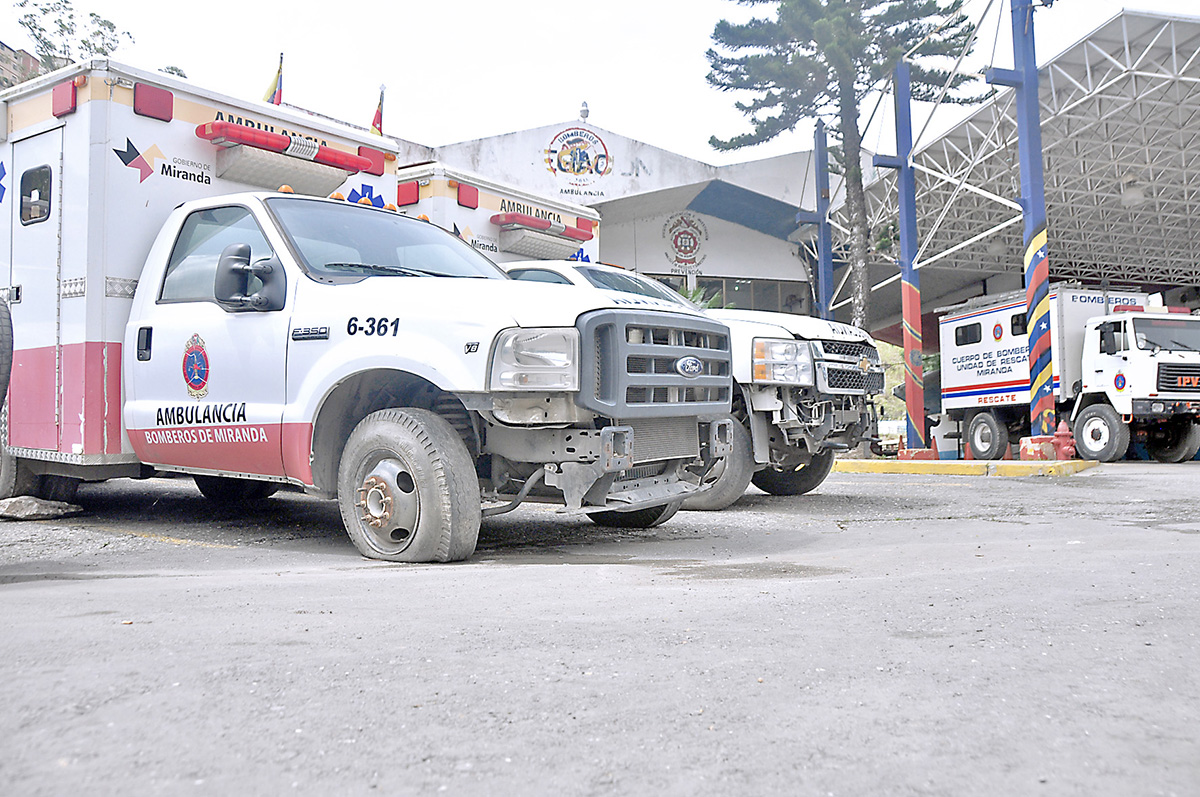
top-left (987, 0), bottom-right (1055, 438)
top-left (873, 62), bottom-right (926, 450)
top-left (797, 121), bottom-right (834, 319)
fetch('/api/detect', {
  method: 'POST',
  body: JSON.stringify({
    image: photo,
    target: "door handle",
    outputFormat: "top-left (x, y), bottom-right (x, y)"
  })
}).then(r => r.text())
top-left (137, 327), bottom-right (153, 361)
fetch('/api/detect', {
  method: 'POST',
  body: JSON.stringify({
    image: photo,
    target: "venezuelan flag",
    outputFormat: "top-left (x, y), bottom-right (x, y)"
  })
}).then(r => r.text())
top-left (370, 86), bottom-right (384, 135)
top-left (263, 54), bottom-right (282, 105)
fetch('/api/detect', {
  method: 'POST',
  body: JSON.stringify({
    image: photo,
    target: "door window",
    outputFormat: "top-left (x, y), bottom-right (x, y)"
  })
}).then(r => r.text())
top-left (160, 206), bottom-right (273, 303)
top-left (20, 165), bottom-right (52, 225)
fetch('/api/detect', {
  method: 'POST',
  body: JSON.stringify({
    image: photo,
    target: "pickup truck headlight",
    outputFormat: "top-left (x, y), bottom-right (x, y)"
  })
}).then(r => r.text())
top-left (490, 328), bottom-right (580, 391)
top-left (752, 338), bottom-right (814, 386)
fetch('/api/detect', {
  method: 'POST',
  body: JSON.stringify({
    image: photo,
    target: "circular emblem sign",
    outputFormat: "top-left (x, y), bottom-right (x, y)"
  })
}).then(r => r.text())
top-left (662, 212), bottom-right (709, 274)
top-left (544, 127), bottom-right (611, 187)
top-left (183, 333), bottom-right (210, 399)
top-left (1114, 373), bottom-right (1126, 391)
top-left (993, 323), bottom-right (1004, 341)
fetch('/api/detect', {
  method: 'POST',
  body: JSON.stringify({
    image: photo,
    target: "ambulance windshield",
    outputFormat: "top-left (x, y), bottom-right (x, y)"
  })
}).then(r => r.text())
top-left (266, 197), bottom-right (507, 282)
top-left (1133, 317), bottom-right (1200, 352)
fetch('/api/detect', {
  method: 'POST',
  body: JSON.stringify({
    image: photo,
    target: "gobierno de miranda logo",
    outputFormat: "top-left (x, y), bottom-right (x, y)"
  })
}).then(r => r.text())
top-left (113, 139), bottom-right (211, 185)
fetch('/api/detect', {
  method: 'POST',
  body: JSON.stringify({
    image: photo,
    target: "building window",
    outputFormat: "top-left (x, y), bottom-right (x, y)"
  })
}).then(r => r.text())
top-left (658, 275), bottom-right (809, 313)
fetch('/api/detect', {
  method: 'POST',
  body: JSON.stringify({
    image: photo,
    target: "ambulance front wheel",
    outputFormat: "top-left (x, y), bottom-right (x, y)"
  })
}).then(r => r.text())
top-left (1073, 404), bottom-right (1130, 463)
top-left (588, 501), bottom-right (681, 528)
top-left (750, 447), bottom-right (836, 496)
top-left (681, 416), bottom-right (754, 511)
top-left (337, 408), bottom-right (481, 563)
top-left (967, 411), bottom-right (1006, 460)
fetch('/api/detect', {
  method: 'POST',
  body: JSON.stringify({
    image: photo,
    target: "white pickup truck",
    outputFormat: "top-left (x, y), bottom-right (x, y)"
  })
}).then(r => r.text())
top-left (1, 61), bottom-right (734, 562)
top-left (504, 261), bottom-right (883, 509)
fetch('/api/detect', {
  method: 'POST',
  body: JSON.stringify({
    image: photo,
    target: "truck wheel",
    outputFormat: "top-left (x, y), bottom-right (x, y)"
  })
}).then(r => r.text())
top-left (588, 501), bottom-right (681, 529)
top-left (194, 475), bottom-right (280, 502)
top-left (750, 448), bottom-right (835, 496)
top-left (1073, 404), bottom-right (1130, 462)
top-left (1145, 420), bottom-right (1200, 463)
top-left (337, 408), bottom-right (480, 563)
top-left (0, 448), bottom-right (42, 500)
top-left (967, 412), bottom-right (1006, 460)
top-left (681, 416), bottom-right (753, 511)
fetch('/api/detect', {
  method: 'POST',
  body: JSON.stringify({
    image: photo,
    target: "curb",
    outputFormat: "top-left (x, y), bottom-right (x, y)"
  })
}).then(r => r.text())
top-left (832, 459), bottom-right (1099, 477)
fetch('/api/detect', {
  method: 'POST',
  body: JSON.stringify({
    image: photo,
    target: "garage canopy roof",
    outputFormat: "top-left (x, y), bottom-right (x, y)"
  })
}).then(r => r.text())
top-left (829, 10), bottom-right (1200, 343)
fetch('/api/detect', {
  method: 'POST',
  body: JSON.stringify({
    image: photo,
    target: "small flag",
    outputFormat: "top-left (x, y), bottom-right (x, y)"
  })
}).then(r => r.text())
top-left (263, 53), bottom-right (283, 105)
top-left (370, 85), bottom-right (385, 135)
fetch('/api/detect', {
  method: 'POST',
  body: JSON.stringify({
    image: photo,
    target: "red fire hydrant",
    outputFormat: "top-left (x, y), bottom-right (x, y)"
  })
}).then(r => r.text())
top-left (1052, 420), bottom-right (1076, 460)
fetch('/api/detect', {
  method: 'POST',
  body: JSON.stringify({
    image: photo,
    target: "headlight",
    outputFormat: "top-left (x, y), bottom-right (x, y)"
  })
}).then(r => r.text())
top-left (752, 337), bottom-right (814, 386)
top-left (490, 328), bottom-right (580, 391)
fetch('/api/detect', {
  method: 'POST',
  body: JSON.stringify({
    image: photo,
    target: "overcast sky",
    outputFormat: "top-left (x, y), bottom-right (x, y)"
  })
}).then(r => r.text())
top-left (2, 1), bottom-right (1196, 164)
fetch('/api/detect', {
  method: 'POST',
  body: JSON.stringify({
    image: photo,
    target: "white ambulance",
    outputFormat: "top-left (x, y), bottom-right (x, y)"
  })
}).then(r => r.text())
top-left (939, 285), bottom-right (1200, 462)
top-left (0, 60), bottom-right (734, 561)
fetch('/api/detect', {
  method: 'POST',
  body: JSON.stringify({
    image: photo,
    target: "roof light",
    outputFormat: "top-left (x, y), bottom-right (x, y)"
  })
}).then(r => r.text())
top-left (195, 121), bottom-right (372, 174)
top-left (279, 184), bottom-right (295, 193)
top-left (491, 212), bottom-right (594, 242)
top-left (330, 192), bottom-right (345, 201)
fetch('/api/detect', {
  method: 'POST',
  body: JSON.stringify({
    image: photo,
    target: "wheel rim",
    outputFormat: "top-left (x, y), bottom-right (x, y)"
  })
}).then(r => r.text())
top-left (354, 454), bottom-right (420, 555)
top-left (1081, 417), bottom-right (1110, 451)
top-left (973, 423), bottom-right (993, 453)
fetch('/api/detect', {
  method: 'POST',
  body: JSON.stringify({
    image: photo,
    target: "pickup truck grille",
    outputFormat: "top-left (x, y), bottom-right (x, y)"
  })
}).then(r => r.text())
top-left (812, 340), bottom-right (884, 396)
top-left (578, 309), bottom-right (732, 419)
top-left (1157, 363), bottom-right (1200, 392)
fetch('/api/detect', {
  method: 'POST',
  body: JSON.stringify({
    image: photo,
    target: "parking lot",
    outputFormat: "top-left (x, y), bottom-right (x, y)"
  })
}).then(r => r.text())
top-left (2, 463), bottom-right (1198, 796)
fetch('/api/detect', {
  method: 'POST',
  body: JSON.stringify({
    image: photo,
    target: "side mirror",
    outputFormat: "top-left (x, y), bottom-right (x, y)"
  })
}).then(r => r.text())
top-left (1099, 325), bottom-right (1117, 355)
top-left (215, 243), bottom-right (286, 312)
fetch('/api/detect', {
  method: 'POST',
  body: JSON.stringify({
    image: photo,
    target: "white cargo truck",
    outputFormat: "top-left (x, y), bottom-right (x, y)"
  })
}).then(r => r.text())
top-left (0, 60), bottom-right (734, 561)
top-left (503, 260), bottom-right (884, 509)
top-left (939, 285), bottom-right (1200, 462)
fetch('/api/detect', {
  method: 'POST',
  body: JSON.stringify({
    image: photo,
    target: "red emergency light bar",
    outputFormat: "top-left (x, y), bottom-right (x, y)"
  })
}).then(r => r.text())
top-left (490, 212), bottom-right (594, 242)
top-left (1112, 304), bottom-right (1192, 314)
top-left (195, 121), bottom-right (371, 174)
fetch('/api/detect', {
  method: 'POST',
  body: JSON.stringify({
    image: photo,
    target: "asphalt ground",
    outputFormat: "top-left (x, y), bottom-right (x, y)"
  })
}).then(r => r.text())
top-left (1, 462), bottom-right (1197, 796)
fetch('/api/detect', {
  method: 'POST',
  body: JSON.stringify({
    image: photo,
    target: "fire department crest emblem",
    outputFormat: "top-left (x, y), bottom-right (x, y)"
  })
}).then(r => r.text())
top-left (183, 334), bottom-right (210, 399)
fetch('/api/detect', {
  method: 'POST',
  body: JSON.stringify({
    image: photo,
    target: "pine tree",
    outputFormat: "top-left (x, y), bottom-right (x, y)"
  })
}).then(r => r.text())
top-left (707, 0), bottom-right (979, 328)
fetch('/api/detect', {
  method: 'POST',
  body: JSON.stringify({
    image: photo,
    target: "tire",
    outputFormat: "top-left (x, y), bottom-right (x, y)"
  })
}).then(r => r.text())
top-left (750, 448), bottom-right (836, 496)
top-left (588, 501), bottom-right (681, 529)
top-left (337, 408), bottom-right (480, 563)
top-left (194, 475), bottom-right (280, 502)
top-left (967, 411), bottom-right (1006, 460)
top-left (682, 416), bottom-right (754, 511)
top-left (1145, 420), bottom-right (1200, 463)
top-left (1073, 404), bottom-right (1130, 463)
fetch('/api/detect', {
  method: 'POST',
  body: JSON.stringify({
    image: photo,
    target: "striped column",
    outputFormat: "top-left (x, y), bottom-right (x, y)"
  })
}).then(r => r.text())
top-left (1025, 225), bottom-right (1055, 436)
top-left (901, 275), bottom-right (927, 448)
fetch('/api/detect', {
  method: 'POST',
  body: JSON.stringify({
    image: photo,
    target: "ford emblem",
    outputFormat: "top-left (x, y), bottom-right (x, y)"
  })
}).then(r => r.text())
top-left (675, 356), bottom-right (704, 378)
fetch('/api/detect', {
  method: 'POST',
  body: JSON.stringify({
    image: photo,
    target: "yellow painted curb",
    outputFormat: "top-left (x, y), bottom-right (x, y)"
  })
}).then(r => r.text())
top-left (833, 459), bottom-right (1099, 477)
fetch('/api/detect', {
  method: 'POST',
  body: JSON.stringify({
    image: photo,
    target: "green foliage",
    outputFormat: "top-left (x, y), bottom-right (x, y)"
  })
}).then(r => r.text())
top-left (706, 0), bottom-right (982, 151)
top-left (160, 66), bottom-right (188, 78)
top-left (680, 285), bottom-right (727, 310)
top-left (15, 0), bottom-right (133, 73)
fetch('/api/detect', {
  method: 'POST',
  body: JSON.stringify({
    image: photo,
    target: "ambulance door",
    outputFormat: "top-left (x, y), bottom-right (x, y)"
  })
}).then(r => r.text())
top-left (123, 204), bottom-right (290, 477)
top-left (8, 128), bottom-right (64, 452)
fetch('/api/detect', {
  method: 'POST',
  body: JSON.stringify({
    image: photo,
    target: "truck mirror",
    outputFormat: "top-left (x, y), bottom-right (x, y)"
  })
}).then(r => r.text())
top-left (215, 243), bottom-right (251, 307)
top-left (1100, 325), bottom-right (1117, 355)
top-left (215, 243), bottom-right (286, 312)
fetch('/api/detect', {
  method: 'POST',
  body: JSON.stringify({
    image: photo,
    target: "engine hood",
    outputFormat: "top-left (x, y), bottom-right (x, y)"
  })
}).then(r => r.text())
top-left (708, 309), bottom-right (876, 344)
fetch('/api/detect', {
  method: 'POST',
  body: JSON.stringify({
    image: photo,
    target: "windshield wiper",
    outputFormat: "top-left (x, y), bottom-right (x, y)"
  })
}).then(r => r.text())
top-left (322, 262), bottom-right (432, 277)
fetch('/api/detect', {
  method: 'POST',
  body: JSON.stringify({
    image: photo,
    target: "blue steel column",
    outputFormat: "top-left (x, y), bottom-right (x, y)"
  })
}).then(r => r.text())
top-left (796, 120), bottom-right (833, 320)
top-left (987, 0), bottom-right (1055, 438)
top-left (873, 62), bottom-right (926, 449)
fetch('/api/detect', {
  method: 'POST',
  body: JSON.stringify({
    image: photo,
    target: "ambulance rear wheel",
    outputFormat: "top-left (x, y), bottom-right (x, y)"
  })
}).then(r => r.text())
top-left (1145, 419), bottom-right (1200, 463)
top-left (751, 448), bottom-right (836, 496)
top-left (588, 501), bottom-right (681, 528)
top-left (1073, 404), bottom-right (1130, 463)
top-left (967, 412), bottom-right (1006, 460)
top-left (337, 408), bottom-right (480, 563)
top-left (193, 475), bottom-right (280, 502)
